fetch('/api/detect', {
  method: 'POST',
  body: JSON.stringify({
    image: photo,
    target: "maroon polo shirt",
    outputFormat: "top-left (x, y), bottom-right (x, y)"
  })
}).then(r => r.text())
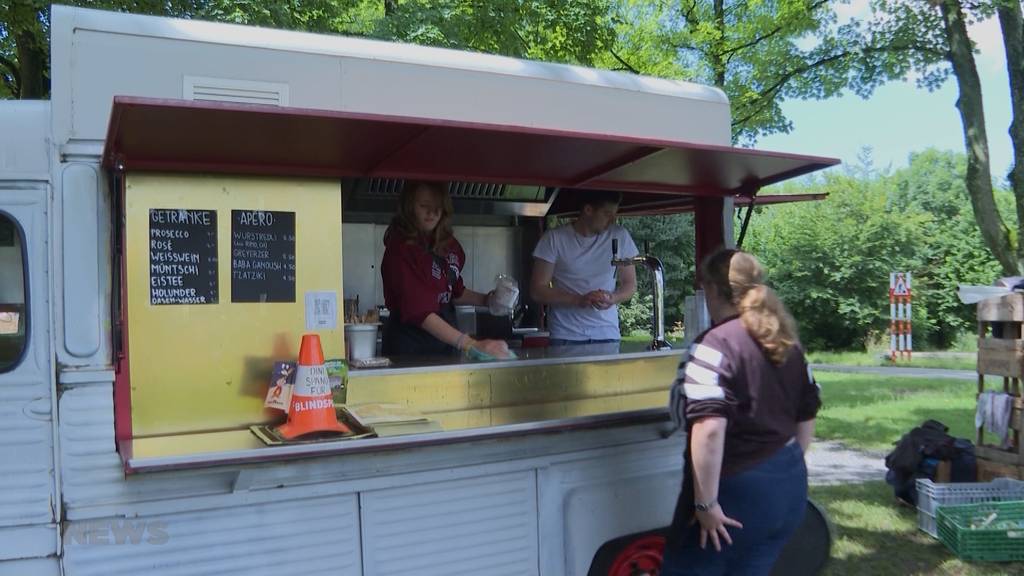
top-left (380, 228), bottom-right (466, 326)
top-left (674, 316), bottom-right (821, 477)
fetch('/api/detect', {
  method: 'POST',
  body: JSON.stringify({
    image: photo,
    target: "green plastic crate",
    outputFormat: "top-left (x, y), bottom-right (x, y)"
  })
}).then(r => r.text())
top-left (936, 501), bottom-right (1024, 562)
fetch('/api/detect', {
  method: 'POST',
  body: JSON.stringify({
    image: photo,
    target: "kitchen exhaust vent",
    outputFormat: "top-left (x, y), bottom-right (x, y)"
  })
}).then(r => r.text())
top-left (183, 76), bottom-right (290, 106)
top-left (345, 178), bottom-right (555, 217)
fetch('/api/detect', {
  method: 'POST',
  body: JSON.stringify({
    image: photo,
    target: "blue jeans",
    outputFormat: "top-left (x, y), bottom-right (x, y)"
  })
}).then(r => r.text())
top-left (548, 338), bottom-right (620, 346)
top-left (661, 442), bottom-right (808, 576)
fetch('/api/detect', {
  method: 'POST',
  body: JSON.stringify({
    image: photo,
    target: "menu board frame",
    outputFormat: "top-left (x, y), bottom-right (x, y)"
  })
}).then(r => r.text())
top-left (230, 209), bottom-right (297, 303)
top-left (149, 208), bottom-right (219, 305)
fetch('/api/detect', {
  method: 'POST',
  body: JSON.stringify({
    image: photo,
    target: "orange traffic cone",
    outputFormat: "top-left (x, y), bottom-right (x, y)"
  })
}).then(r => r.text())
top-left (277, 334), bottom-right (350, 439)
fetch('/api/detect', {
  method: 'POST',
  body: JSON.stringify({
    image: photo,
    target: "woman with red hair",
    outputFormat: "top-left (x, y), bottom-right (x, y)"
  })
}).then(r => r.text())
top-left (380, 180), bottom-right (510, 358)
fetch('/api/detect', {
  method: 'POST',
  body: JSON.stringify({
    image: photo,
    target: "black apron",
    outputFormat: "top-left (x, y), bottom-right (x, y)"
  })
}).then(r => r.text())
top-left (382, 248), bottom-right (458, 357)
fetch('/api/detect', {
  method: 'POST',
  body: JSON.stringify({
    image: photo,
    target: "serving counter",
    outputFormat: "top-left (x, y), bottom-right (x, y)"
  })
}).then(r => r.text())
top-left (120, 342), bottom-right (681, 473)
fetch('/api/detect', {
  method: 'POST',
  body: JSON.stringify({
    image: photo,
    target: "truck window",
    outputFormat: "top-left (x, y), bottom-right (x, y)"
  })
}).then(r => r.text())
top-left (0, 214), bottom-right (27, 372)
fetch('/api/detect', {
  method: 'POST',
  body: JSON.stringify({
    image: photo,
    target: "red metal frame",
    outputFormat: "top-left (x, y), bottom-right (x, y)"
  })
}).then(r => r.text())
top-left (102, 97), bottom-right (838, 196)
top-left (113, 173), bottom-right (132, 446)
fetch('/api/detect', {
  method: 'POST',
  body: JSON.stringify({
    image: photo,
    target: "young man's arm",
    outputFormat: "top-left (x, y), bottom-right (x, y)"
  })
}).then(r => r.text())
top-left (530, 259), bottom-right (589, 307)
top-left (610, 264), bottom-right (637, 305)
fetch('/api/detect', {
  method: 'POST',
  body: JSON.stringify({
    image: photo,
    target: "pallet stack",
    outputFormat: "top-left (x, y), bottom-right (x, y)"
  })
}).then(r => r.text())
top-left (975, 293), bottom-right (1024, 480)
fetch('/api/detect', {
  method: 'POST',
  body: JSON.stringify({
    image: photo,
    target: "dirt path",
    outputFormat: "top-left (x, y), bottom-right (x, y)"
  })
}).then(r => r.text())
top-left (806, 440), bottom-right (887, 485)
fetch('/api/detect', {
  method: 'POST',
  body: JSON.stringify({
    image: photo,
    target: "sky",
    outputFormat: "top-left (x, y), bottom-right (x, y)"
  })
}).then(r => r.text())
top-left (758, 2), bottom-right (1014, 183)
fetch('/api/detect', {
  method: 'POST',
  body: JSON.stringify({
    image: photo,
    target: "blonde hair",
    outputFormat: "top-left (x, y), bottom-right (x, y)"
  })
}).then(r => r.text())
top-left (390, 180), bottom-right (455, 256)
top-left (701, 249), bottom-right (798, 365)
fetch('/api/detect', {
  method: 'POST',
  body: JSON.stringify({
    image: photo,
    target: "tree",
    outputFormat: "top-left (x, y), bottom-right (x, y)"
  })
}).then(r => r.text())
top-left (888, 149), bottom-right (1004, 347)
top-left (372, 0), bottom-right (614, 65)
top-left (619, 213), bottom-right (696, 329)
top-left (596, 0), bottom-right (879, 144)
top-left (1, 1), bottom-right (618, 99)
top-left (866, 0), bottom-right (1024, 275)
top-left (1, 0), bottom-right (215, 99)
top-left (745, 173), bottom-right (927, 350)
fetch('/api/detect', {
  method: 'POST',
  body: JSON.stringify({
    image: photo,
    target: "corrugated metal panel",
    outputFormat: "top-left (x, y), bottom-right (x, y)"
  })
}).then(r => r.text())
top-left (63, 494), bottom-right (361, 576)
top-left (0, 189), bottom-right (55, 533)
top-left (0, 557), bottom-right (61, 576)
top-left (0, 524), bottom-right (58, 561)
top-left (361, 471), bottom-right (538, 576)
top-left (553, 438), bottom-right (683, 484)
top-left (59, 384), bottom-right (232, 512)
top-left (59, 383), bottom-right (127, 507)
top-left (0, 381), bottom-right (52, 524)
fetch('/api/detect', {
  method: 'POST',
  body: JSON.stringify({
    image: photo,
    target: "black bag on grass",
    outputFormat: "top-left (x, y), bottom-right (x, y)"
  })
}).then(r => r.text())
top-left (884, 419), bottom-right (976, 505)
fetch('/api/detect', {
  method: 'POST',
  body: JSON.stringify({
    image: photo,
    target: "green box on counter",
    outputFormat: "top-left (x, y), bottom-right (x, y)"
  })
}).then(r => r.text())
top-left (326, 358), bottom-right (348, 405)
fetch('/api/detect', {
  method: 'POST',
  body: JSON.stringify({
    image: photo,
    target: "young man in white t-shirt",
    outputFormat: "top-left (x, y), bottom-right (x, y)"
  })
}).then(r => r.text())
top-left (530, 191), bottom-right (639, 344)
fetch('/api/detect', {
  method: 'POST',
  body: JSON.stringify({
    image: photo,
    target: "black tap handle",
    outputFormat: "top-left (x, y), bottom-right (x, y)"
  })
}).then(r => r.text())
top-left (612, 238), bottom-right (619, 258)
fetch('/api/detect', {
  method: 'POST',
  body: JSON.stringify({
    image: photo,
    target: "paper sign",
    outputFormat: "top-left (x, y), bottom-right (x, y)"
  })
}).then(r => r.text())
top-left (305, 291), bottom-right (338, 331)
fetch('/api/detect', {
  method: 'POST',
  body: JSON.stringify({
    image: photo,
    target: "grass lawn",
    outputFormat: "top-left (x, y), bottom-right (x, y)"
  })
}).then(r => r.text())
top-left (621, 334), bottom-right (685, 347)
top-left (808, 351), bottom-right (977, 371)
top-left (814, 371), bottom-right (982, 453)
top-left (811, 373), bottom-right (1024, 575)
top-left (812, 481), bottom-right (1023, 576)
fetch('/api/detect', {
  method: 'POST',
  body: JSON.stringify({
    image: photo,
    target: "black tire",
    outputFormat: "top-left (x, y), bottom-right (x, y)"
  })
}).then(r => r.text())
top-left (770, 499), bottom-right (833, 576)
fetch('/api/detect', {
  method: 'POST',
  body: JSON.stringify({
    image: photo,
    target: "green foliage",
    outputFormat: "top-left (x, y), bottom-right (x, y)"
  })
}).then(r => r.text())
top-left (747, 149), bottom-right (1006, 350)
top-left (617, 292), bottom-right (653, 337)
top-left (746, 173), bottom-right (925, 350)
top-left (888, 150), bottom-right (1004, 347)
top-left (375, 0), bottom-right (615, 65)
top-left (619, 213), bottom-right (696, 329)
top-left (595, 0), bottom-right (875, 144)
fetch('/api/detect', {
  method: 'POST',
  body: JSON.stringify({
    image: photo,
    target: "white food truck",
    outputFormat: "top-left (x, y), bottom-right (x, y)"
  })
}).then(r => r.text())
top-left (0, 6), bottom-right (836, 575)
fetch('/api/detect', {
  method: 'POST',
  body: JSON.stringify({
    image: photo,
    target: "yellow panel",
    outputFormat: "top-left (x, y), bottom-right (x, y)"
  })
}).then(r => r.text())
top-left (127, 174), bottom-right (343, 437)
top-left (346, 355), bottom-right (678, 424)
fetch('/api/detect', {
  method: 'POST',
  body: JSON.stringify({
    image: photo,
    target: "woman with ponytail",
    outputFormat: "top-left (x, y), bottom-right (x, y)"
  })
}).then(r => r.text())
top-left (660, 249), bottom-right (821, 576)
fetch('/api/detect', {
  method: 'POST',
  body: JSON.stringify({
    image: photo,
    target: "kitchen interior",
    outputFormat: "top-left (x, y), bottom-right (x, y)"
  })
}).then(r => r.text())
top-left (339, 177), bottom-right (673, 363)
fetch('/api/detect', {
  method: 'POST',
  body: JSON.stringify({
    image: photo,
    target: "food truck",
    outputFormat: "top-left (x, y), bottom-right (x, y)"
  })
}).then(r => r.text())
top-left (0, 6), bottom-right (838, 575)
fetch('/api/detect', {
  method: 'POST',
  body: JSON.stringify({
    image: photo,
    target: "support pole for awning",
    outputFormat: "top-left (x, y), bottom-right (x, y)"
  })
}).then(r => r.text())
top-left (736, 194), bottom-right (758, 249)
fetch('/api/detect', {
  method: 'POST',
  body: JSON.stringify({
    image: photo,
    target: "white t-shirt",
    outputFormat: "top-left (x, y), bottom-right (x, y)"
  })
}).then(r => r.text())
top-left (532, 223), bottom-right (639, 341)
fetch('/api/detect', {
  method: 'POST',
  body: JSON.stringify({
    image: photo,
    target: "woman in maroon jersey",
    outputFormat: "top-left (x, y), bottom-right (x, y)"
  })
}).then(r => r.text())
top-left (661, 248), bottom-right (821, 576)
top-left (380, 180), bottom-right (510, 358)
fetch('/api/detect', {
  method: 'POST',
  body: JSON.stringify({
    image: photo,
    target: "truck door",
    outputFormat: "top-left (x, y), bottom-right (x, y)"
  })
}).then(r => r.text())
top-left (0, 184), bottom-right (59, 573)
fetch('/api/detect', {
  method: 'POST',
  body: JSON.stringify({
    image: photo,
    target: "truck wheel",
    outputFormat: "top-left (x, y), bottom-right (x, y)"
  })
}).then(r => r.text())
top-left (588, 530), bottom-right (666, 576)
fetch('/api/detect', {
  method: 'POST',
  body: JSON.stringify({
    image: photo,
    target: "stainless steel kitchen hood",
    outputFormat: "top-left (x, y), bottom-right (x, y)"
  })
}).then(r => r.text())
top-left (342, 177), bottom-right (558, 217)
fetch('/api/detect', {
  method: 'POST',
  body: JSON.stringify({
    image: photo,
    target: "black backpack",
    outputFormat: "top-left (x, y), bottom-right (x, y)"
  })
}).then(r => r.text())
top-left (884, 419), bottom-right (976, 505)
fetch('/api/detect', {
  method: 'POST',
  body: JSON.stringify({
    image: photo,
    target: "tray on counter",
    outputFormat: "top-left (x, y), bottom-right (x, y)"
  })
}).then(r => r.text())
top-left (250, 407), bottom-right (377, 445)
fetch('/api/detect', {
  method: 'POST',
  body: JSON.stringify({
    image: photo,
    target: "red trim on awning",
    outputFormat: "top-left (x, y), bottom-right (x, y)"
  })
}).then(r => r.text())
top-left (103, 97), bottom-right (838, 196)
top-left (612, 193), bottom-right (828, 216)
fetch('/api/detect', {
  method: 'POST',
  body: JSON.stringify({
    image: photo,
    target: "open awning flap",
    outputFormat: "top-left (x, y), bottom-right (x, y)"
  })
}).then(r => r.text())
top-left (103, 96), bottom-right (839, 196)
top-left (609, 193), bottom-right (828, 216)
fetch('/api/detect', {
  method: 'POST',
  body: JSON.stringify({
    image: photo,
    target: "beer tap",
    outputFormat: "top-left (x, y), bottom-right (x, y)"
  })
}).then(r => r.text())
top-left (612, 239), bottom-right (672, 351)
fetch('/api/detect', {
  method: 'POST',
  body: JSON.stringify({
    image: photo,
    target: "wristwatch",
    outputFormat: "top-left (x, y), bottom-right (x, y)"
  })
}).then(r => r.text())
top-left (694, 499), bottom-right (717, 512)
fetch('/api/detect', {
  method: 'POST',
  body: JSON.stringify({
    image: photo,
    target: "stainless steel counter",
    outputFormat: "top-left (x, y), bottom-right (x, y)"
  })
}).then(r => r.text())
top-left (349, 341), bottom-right (682, 377)
top-left (121, 343), bottom-right (682, 474)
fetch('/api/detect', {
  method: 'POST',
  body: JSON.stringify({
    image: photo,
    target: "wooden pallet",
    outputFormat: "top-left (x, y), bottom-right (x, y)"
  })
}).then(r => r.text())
top-left (977, 457), bottom-right (1024, 481)
top-left (974, 293), bottom-right (1024, 468)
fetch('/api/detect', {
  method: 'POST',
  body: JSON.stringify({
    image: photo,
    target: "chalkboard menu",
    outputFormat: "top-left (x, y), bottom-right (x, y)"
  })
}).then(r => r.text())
top-left (149, 209), bottom-right (219, 305)
top-left (231, 210), bottom-right (296, 303)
